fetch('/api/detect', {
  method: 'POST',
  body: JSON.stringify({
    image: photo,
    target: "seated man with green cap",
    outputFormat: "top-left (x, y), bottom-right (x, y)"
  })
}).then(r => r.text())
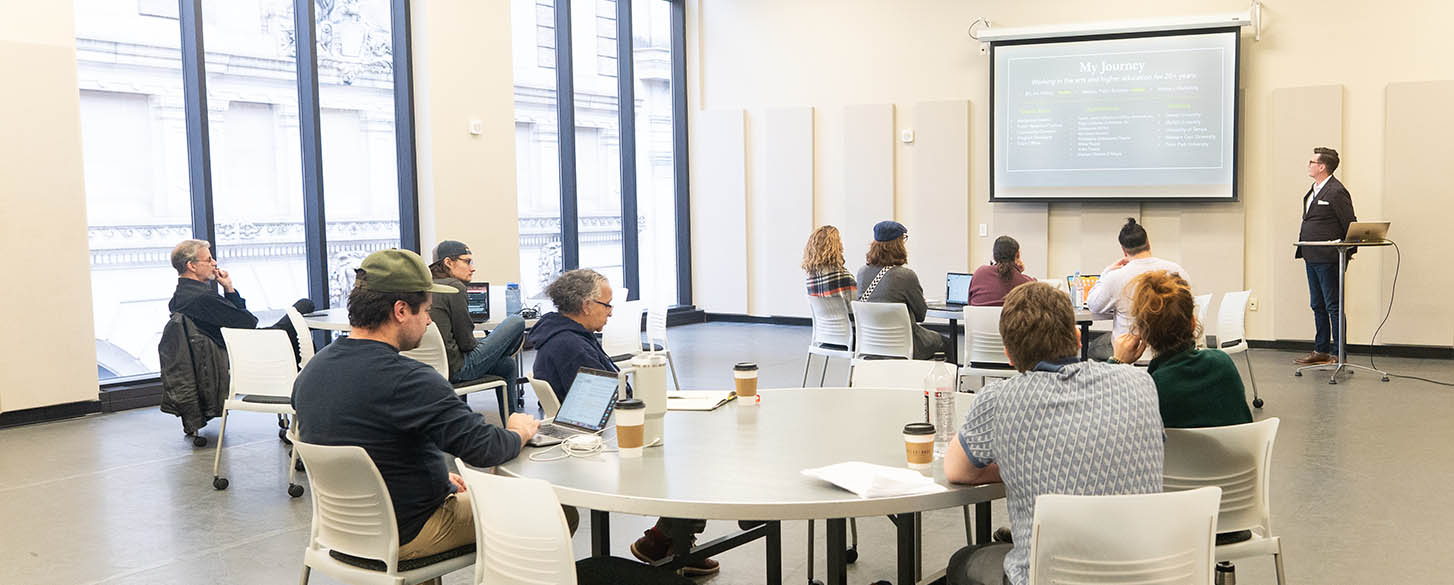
top-left (292, 249), bottom-right (541, 577)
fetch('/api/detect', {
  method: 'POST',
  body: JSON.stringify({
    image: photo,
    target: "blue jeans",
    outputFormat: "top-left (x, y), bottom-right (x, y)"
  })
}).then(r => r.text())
top-left (453, 315), bottom-right (527, 401)
top-left (1305, 262), bottom-right (1341, 354)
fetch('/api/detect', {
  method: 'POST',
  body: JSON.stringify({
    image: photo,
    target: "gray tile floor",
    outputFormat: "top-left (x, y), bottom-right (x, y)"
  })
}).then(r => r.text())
top-left (2, 321), bottom-right (1453, 585)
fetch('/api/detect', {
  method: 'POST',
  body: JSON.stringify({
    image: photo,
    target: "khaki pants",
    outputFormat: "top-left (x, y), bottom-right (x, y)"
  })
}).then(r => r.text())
top-left (399, 493), bottom-right (476, 561)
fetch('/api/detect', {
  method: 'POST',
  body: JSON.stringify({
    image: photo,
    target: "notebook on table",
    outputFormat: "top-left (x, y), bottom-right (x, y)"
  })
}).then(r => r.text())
top-left (526, 367), bottom-right (621, 447)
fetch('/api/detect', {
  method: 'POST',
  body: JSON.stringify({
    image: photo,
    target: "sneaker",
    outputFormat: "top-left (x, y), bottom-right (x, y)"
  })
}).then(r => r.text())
top-left (631, 527), bottom-right (721, 576)
top-left (1293, 351), bottom-right (1335, 365)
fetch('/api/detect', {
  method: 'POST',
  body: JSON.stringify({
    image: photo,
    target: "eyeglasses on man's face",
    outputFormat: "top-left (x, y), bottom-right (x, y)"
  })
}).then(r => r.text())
top-left (592, 299), bottom-right (613, 310)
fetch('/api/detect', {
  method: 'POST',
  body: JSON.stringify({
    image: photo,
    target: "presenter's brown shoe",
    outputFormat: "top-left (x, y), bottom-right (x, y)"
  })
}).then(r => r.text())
top-left (1293, 351), bottom-right (1335, 365)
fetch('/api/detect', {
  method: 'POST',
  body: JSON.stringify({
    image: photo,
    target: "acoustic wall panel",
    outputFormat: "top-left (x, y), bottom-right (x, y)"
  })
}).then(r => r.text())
top-left (691, 109), bottom-right (749, 313)
top-left (1382, 81), bottom-right (1454, 346)
top-left (749, 107), bottom-right (815, 317)
top-left (1267, 86), bottom-right (1341, 342)
top-left (904, 100), bottom-right (970, 291)
top-left (840, 104), bottom-right (896, 271)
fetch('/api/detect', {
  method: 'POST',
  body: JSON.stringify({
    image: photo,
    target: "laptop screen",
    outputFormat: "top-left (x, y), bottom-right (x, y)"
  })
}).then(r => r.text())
top-left (946, 273), bottom-right (973, 305)
top-left (554, 368), bottom-right (621, 431)
top-left (466, 282), bottom-right (489, 322)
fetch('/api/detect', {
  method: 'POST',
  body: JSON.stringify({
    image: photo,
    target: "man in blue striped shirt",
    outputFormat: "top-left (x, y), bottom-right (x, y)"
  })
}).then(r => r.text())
top-left (944, 282), bottom-right (1164, 585)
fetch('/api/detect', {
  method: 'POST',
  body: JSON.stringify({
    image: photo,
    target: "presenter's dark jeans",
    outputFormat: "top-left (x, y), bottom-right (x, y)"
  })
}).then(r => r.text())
top-left (1306, 262), bottom-right (1340, 354)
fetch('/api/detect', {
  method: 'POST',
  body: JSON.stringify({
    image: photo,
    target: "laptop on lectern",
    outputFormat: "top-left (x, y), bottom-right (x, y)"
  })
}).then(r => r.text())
top-left (1343, 221), bottom-right (1390, 244)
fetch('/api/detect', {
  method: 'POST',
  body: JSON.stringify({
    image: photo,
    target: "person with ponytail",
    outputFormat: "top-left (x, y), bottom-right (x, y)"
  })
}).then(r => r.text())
top-left (967, 235), bottom-right (1036, 306)
top-left (1111, 270), bottom-right (1252, 428)
top-left (1083, 217), bottom-right (1190, 360)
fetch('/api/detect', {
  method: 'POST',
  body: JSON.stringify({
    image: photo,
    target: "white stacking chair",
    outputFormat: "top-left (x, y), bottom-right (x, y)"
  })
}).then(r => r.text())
top-left (455, 461), bottom-right (693, 585)
top-left (285, 305), bottom-right (317, 367)
top-left (1164, 418), bottom-right (1285, 585)
top-left (803, 295), bottom-right (855, 387)
top-left (1192, 293), bottom-right (1213, 349)
top-left (960, 306), bottom-right (1016, 388)
top-left (1030, 487), bottom-right (1222, 585)
top-left (643, 302), bottom-right (682, 390)
top-left (294, 441), bottom-right (475, 585)
top-left (527, 377), bottom-right (561, 419)
top-left (850, 301), bottom-right (913, 360)
top-left (602, 299), bottom-right (647, 362)
top-left (1216, 290), bottom-right (1261, 408)
top-left (402, 322), bottom-right (512, 417)
top-left (847, 358), bottom-right (939, 388)
top-left (213, 328), bottom-right (304, 497)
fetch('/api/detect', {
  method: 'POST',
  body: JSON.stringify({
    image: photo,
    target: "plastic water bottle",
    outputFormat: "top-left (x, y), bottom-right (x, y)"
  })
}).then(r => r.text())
top-left (925, 352), bottom-right (956, 457)
top-left (505, 282), bottom-right (522, 316)
top-left (1072, 270), bottom-right (1083, 307)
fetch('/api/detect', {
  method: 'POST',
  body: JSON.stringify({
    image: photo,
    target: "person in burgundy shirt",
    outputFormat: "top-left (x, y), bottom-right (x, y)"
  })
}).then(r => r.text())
top-left (968, 236), bottom-right (1036, 307)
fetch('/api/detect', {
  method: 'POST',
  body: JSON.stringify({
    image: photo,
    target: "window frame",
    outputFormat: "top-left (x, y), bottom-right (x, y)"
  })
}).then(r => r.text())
top-left (544, 0), bottom-right (692, 305)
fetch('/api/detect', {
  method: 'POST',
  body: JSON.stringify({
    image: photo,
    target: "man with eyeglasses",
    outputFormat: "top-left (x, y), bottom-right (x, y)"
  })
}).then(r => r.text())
top-left (1294, 147), bottom-right (1357, 366)
top-left (527, 268), bottom-right (720, 576)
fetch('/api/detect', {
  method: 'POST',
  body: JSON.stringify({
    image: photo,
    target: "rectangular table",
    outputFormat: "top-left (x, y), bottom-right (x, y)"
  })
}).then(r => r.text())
top-left (926, 305), bottom-right (1107, 362)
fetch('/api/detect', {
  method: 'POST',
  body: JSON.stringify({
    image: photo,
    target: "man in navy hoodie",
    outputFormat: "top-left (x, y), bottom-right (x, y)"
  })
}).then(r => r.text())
top-left (529, 269), bottom-right (719, 576)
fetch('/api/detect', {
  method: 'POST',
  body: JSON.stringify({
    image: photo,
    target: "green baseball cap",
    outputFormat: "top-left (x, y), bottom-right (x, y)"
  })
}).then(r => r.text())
top-left (357, 249), bottom-right (458, 294)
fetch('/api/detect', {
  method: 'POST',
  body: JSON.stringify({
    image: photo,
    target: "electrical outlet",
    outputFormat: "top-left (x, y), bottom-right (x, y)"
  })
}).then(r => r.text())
top-left (1248, 297), bottom-right (1259, 311)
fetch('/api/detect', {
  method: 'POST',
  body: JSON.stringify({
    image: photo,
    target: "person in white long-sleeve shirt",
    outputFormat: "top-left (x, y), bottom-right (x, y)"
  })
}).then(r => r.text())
top-left (1084, 218), bottom-right (1190, 360)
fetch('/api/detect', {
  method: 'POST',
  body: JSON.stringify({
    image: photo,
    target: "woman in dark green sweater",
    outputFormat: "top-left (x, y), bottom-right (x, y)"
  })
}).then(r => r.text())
top-left (1111, 270), bottom-right (1253, 428)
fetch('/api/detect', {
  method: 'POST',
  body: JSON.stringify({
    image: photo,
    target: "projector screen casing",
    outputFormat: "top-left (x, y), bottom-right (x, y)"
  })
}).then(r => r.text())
top-left (989, 27), bottom-right (1241, 202)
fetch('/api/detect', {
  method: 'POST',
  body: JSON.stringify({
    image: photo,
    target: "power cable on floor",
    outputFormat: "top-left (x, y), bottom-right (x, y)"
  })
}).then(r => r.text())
top-left (1364, 240), bottom-right (1454, 387)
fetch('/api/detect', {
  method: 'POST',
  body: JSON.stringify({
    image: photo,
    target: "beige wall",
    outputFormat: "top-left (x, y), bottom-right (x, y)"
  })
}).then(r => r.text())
top-left (412, 0), bottom-right (521, 282)
top-left (685, 0), bottom-right (1454, 345)
top-left (0, 0), bottom-right (101, 411)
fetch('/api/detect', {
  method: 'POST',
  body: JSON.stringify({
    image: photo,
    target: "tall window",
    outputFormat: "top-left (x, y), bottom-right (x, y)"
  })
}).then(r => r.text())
top-left (630, 0), bottom-right (678, 304)
top-left (203, 0), bottom-right (310, 326)
top-left (511, 0), bottom-right (687, 306)
top-left (512, 0), bottom-right (563, 302)
top-left (75, 0), bottom-right (416, 382)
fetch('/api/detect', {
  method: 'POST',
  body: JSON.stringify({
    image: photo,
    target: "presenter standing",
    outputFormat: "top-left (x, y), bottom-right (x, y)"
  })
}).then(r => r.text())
top-left (1293, 147), bottom-right (1357, 366)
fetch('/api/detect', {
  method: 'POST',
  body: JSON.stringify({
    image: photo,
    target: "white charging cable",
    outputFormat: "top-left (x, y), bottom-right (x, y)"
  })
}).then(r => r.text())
top-left (527, 434), bottom-right (662, 461)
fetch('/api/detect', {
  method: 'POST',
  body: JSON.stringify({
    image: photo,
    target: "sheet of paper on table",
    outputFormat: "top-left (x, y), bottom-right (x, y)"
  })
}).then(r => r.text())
top-left (666, 390), bottom-right (737, 411)
top-left (802, 461), bottom-right (948, 498)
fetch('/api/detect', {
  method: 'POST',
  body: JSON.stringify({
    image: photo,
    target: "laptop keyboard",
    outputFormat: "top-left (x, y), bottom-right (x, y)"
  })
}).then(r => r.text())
top-left (537, 424), bottom-right (580, 439)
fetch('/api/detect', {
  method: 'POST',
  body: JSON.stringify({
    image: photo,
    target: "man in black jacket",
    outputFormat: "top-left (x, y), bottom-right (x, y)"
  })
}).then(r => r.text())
top-left (1294, 147), bottom-right (1357, 366)
top-left (167, 239), bottom-right (258, 348)
top-left (294, 249), bottom-right (540, 573)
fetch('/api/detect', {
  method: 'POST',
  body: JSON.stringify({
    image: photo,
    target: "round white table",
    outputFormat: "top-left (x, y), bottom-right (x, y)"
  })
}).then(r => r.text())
top-left (494, 387), bottom-right (1004, 585)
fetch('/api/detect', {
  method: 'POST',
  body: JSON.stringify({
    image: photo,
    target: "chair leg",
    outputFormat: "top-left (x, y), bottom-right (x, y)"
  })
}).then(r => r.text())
top-left (286, 419), bottom-right (303, 497)
top-left (1243, 349), bottom-right (1261, 404)
top-left (962, 505), bottom-right (973, 545)
top-left (806, 519), bottom-right (815, 582)
top-left (1273, 551), bottom-right (1286, 585)
top-left (801, 353), bottom-right (814, 387)
top-left (211, 410), bottom-right (230, 478)
top-left (819, 356), bottom-right (829, 387)
top-left (495, 388), bottom-right (509, 422)
top-left (664, 350), bottom-right (681, 391)
top-left (297, 564), bottom-right (310, 585)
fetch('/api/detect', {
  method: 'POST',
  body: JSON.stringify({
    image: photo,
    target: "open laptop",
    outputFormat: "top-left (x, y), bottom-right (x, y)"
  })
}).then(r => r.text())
top-left (1344, 221), bottom-right (1390, 244)
top-left (466, 282), bottom-right (490, 323)
top-left (928, 272), bottom-right (973, 311)
top-left (526, 367), bottom-right (621, 447)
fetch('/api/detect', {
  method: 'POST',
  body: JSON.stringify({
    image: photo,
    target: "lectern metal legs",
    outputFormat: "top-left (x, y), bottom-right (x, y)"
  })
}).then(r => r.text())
top-left (1295, 247), bottom-right (1389, 384)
